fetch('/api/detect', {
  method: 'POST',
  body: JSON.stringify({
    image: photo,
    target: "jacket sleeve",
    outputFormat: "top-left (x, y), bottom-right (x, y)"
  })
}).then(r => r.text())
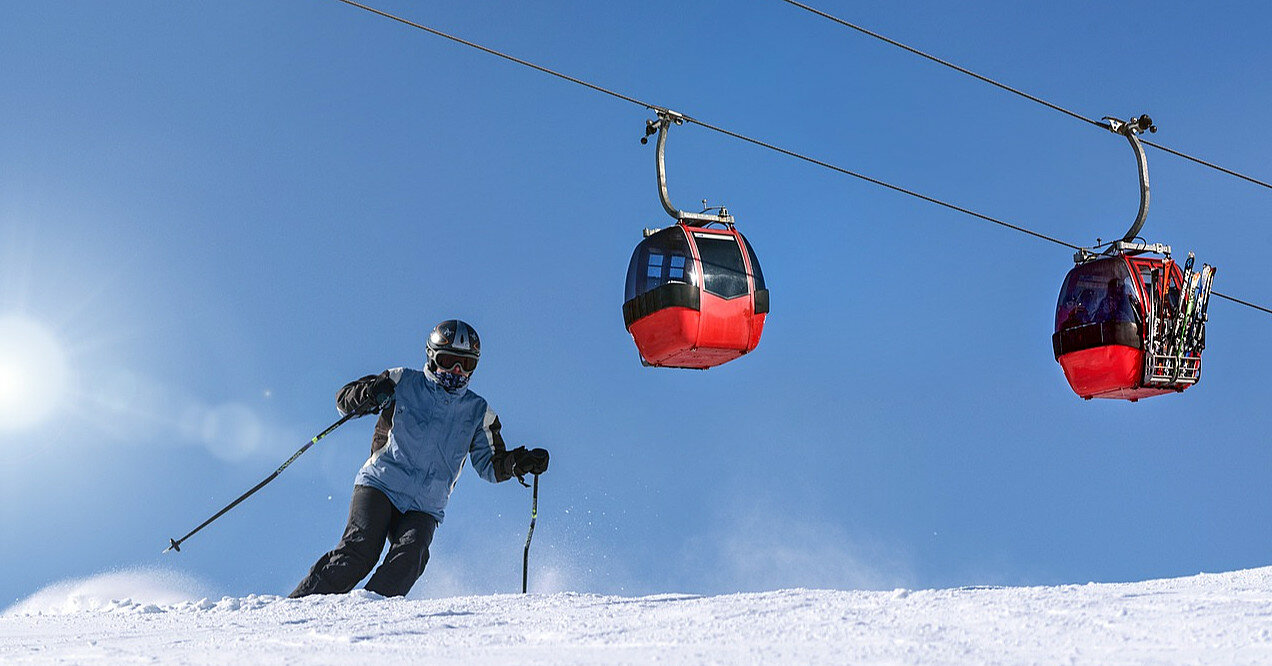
top-left (470, 405), bottom-right (515, 483)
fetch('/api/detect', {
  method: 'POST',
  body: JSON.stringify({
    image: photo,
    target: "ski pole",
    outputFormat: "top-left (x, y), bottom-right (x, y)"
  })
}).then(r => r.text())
top-left (521, 473), bottom-right (539, 594)
top-left (163, 411), bottom-right (358, 554)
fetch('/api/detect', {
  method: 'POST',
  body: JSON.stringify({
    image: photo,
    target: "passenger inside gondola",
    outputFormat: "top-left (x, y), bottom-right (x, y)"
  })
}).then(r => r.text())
top-left (1059, 289), bottom-right (1096, 328)
top-left (1094, 277), bottom-right (1137, 323)
top-left (1055, 263), bottom-right (1141, 332)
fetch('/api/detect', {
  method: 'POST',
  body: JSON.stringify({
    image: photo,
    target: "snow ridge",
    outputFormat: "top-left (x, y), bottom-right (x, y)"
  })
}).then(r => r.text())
top-left (3, 568), bottom-right (1272, 664)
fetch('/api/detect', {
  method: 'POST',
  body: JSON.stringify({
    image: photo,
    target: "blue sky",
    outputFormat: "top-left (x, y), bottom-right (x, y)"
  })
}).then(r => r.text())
top-left (2, 1), bottom-right (1269, 605)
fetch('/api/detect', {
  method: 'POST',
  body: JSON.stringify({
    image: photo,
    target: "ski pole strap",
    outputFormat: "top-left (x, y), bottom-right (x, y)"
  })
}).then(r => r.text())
top-left (163, 411), bottom-right (357, 553)
top-left (522, 474), bottom-right (539, 594)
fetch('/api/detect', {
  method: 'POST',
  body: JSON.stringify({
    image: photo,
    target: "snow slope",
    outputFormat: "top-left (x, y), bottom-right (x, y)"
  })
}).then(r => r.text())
top-left (4, 568), bottom-right (1272, 664)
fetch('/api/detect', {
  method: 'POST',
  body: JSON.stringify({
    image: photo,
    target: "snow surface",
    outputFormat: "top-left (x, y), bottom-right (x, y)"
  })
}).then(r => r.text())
top-left (4, 568), bottom-right (1272, 664)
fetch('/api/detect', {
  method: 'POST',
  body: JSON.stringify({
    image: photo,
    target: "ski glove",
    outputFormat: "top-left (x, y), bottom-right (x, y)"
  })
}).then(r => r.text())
top-left (510, 446), bottom-right (550, 476)
top-left (356, 373), bottom-right (396, 415)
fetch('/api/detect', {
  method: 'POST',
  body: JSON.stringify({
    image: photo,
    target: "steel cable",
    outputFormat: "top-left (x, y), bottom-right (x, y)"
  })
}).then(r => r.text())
top-left (776, 0), bottom-right (1272, 192)
top-left (329, 0), bottom-right (1267, 317)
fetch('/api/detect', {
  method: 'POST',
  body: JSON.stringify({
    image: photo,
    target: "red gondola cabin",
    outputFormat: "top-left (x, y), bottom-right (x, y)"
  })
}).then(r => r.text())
top-left (623, 223), bottom-right (768, 369)
top-left (1053, 250), bottom-right (1210, 401)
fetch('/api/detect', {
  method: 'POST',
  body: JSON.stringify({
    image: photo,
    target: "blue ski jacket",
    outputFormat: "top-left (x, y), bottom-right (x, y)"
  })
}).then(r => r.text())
top-left (340, 367), bottom-right (512, 523)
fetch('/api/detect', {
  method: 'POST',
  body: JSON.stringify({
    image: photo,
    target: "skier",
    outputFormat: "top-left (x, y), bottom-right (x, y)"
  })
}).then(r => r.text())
top-left (290, 319), bottom-right (549, 598)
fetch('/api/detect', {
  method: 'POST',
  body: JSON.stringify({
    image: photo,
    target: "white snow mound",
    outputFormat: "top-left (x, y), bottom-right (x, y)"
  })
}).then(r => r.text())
top-left (4, 568), bottom-right (211, 616)
top-left (3, 568), bottom-right (1272, 664)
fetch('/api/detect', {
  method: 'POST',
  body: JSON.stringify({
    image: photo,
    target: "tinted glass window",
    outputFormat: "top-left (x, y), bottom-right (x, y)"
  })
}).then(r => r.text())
top-left (1055, 258), bottom-right (1141, 332)
top-left (741, 234), bottom-right (765, 291)
top-left (694, 233), bottom-right (749, 299)
top-left (624, 227), bottom-right (696, 301)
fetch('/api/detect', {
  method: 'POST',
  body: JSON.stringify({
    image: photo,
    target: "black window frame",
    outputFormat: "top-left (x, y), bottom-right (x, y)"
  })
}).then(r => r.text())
top-left (692, 232), bottom-right (750, 300)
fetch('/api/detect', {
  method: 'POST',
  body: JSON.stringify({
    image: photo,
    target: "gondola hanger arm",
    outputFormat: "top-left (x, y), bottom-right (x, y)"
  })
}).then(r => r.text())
top-left (1102, 114), bottom-right (1157, 244)
top-left (642, 110), bottom-right (734, 227)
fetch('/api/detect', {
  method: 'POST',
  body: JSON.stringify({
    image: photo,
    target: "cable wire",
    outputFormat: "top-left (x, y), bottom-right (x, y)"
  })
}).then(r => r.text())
top-left (684, 116), bottom-right (1081, 250)
top-left (1214, 291), bottom-right (1272, 315)
top-left (331, 0), bottom-right (656, 111)
top-left (1138, 138), bottom-right (1272, 190)
top-left (776, 0), bottom-right (1104, 131)
top-left (328, 0), bottom-right (1269, 317)
top-left (776, 0), bottom-right (1272, 192)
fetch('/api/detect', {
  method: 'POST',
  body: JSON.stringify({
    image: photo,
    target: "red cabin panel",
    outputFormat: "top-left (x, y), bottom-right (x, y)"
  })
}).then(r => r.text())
top-left (626, 301), bottom-right (765, 369)
top-left (1058, 345), bottom-right (1141, 399)
top-left (696, 292), bottom-right (755, 350)
top-left (664, 345), bottom-right (747, 369)
top-left (748, 312), bottom-right (767, 353)
top-left (628, 307), bottom-right (702, 367)
top-left (1058, 344), bottom-right (1184, 401)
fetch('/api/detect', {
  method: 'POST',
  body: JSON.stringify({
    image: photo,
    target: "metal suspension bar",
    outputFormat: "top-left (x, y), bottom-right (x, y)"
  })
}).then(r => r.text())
top-left (654, 112), bottom-right (682, 222)
top-left (1104, 114), bottom-right (1156, 243)
top-left (644, 110), bottom-right (733, 227)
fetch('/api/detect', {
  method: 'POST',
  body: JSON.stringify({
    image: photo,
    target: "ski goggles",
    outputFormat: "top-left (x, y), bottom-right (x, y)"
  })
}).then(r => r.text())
top-left (435, 351), bottom-right (479, 373)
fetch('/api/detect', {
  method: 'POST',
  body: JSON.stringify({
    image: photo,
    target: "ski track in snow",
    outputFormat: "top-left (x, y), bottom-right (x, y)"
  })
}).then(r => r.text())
top-left (3, 568), bottom-right (1272, 664)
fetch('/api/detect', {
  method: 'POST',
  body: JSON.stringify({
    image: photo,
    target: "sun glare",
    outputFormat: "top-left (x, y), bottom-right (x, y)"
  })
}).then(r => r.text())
top-left (0, 314), bottom-right (70, 431)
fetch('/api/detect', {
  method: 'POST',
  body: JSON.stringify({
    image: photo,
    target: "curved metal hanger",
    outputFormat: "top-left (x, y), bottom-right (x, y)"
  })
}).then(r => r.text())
top-left (641, 109), bottom-right (733, 227)
top-left (1102, 114), bottom-right (1156, 243)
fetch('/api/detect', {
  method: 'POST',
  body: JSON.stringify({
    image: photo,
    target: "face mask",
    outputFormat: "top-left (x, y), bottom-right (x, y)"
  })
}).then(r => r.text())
top-left (435, 369), bottom-right (470, 391)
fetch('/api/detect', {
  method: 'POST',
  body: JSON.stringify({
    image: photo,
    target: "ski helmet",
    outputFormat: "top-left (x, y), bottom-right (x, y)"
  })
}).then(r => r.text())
top-left (426, 319), bottom-right (480, 390)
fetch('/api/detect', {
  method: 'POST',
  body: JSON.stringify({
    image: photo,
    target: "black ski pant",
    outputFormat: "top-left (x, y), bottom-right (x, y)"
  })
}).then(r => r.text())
top-left (289, 484), bottom-right (437, 598)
